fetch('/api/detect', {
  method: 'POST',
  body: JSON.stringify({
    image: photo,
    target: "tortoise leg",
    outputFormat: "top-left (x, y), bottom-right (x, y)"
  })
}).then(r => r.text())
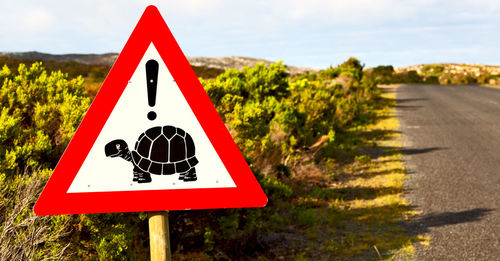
top-left (137, 172), bottom-right (152, 183)
top-left (178, 172), bottom-right (187, 181)
top-left (183, 168), bottom-right (197, 182)
top-left (133, 167), bottom-right (141, 182)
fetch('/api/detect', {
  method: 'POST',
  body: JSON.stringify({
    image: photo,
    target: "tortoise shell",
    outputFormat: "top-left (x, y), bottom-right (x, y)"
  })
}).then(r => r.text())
top-left (131, 126), bottom-right (198, 175)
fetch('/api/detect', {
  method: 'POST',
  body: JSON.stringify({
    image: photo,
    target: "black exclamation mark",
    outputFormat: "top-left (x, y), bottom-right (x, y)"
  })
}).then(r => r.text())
top-left (146, 59), bottom-right (159, 120)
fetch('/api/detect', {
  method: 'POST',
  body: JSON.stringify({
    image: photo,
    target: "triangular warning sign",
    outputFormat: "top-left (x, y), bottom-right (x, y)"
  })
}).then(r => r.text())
top-left (34, 6), bottom-right (267, 215)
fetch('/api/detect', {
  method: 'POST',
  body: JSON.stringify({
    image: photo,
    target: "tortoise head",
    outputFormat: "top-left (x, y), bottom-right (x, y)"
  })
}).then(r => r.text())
top-left (105, 139), bottom-right (130, 158)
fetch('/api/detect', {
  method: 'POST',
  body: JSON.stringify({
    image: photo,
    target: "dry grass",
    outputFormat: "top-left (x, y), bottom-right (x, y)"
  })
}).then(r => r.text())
top-left (0, 86), bottom-right (423, 260)
top-left (326, 89), bottom-right (418, 260)
top-left (0, 171), bottom-right (72, 260)
top-left (255, 87), bottom-right (423, 260)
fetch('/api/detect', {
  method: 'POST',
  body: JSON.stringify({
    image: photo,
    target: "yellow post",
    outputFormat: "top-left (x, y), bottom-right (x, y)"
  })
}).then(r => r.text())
top-left (148, 211), bottom-right (171, 261)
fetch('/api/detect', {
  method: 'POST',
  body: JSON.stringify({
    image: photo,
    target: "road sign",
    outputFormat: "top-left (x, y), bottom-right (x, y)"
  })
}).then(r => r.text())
top-left (34, 5), bottom-right (267, 215)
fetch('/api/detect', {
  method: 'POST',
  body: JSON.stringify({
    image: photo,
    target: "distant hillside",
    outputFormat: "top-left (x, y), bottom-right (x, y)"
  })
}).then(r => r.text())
top-left (396, 63), bottom-right (500, 78)
top-left (394, 63), bottom-right (500, 85)
top-left (188, 56), bottom-right (318, 75)
top-left (0, 51), bottom-right (317, 75)
top-left (364, 63), bottom-right (500, 85)
top-left (0, 51), bottom-right (118, 66)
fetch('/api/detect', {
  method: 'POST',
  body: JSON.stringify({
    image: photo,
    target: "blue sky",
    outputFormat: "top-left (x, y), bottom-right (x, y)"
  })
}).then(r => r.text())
top-left (0, 0), bottom-right (499, 69)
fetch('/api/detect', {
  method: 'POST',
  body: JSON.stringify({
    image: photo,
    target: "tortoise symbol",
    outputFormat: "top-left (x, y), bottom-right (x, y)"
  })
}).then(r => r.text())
top-left (104, 125), bottom-right (198, 183)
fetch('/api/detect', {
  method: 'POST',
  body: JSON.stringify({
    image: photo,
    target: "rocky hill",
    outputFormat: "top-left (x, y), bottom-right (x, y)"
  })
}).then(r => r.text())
top-left (0, 51), bottom-right (317, 75)
top-left (0, 51), bottom-right (118, 66)
top-left (396, 63), bottom-right (500, 77)
top-left (188, 56), bottom-right (318, 75)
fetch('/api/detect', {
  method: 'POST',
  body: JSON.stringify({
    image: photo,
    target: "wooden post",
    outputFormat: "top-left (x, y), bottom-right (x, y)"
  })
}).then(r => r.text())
top-left (148, 211), bottom-right (171, 261)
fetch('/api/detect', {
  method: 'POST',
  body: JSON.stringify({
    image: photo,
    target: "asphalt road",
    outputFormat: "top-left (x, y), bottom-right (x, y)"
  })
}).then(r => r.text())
top-left (396, 84), bottom-right (500, 260)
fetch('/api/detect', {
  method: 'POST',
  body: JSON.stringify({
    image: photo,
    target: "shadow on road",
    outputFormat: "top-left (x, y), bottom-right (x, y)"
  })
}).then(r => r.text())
top-left (362, 146), bottom-right (444, 159)
top-left (395, 104), bottom-right (423, 111)
top-left (334, 186), bottom-right (403, 201)
top-left (406, 208), bottom-right (494, 231)
top-left (359, 129), bottom-right (401, 141)
top-left (400, 147), bottom-right (443, 155)
top-left (396, 98), bottom-right (428, 104)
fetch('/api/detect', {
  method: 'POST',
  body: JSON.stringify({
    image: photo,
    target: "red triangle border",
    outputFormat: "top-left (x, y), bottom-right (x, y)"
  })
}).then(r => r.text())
top-left (34, 6), bottom-right (267, 215)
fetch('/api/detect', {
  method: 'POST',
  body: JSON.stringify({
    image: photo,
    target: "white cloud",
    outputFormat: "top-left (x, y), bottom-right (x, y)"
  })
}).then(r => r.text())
top-left (23, 9), bottom-right (55, 31)
top-left (0, 0), bottom-right (498, 66)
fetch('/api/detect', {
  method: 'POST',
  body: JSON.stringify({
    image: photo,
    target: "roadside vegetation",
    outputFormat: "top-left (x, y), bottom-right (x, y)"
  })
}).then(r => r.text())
top-left (0, 57), bottom-right (421, 260)
top-left (366, 64), bottom-right (500, 86)
top-left (0, 56), bottom-right (224, 97)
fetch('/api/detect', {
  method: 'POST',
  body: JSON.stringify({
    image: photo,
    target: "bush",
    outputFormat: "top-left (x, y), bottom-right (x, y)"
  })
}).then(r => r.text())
top-left (420, 65), bottom-right (444, 77)
top-left (0, 63), bottom-right (90, 175)
top-left (1, 59), bottom-right (382, 259)
top-left (172, 59), bottom-right (380, 258)
top-left (485, 75), bottom-right (500, 85)
top-left (394, 70), bottom-right (423, 84)
top-left (320, 57), bottom-right (364, 81)
top-left (203, 59), bottom-right (378, 169)
top-left (0, 170), bottom-right (71, 260)
top-left (367, 65), bottom-right (395, 84)
top-left (0, 63), bottom-right (148, 260)
top-left (424, 76), bottom-right (440, 84)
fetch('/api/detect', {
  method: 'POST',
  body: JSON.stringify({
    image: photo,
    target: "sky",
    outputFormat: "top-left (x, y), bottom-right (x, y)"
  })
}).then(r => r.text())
top-left (0, 0), bottom-right (499, 69)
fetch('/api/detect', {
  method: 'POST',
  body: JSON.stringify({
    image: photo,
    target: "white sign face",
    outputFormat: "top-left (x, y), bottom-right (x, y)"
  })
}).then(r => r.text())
top-left (68, 44), bottom-right (236, 193)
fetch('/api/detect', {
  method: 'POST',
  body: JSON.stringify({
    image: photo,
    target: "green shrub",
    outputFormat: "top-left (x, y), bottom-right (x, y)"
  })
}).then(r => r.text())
top-left (0, 63), bottom-right (148, 260)
top-left (340, 57), bottom-right (364, 71)
top-left (393, 70), bottom-right (423, 84)
top-left (424, 76), bottom-right (440, 84)
top-left (367, 65), bottom-right (395, 84)
top-left (319, 57), bottom-right (364, 81)
top-left (485, 75), bottom-right (500, 85)
top-left (420, 65), bottom-right (444, 77)
top-left (0, 63), bottom-right (90, 175)
top-left (1, 59), bottom-right (382, 260)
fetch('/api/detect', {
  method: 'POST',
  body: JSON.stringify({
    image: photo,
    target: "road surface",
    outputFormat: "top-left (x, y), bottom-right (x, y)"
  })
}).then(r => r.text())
top-left (396, 84), bottom-right (500, 260)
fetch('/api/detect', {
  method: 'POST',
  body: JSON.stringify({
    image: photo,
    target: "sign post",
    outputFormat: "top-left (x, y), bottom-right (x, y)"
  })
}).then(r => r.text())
top-left (148, 211), bottom-right (171, 261)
